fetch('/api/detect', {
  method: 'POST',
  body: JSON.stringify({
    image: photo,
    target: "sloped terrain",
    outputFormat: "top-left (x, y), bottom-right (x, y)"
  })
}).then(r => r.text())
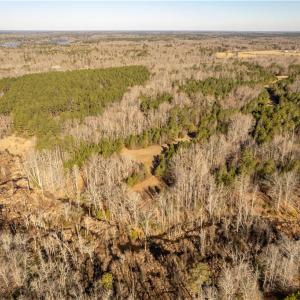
top-left (0, 149), bottom-right (299, 299)
top-left (0, 33), bottom-right (300, 299)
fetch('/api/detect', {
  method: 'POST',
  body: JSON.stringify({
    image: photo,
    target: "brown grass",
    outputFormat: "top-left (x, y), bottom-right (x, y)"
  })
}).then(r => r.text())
top-left (120, 145), bottom-right (162, 172)
top-left (131, 175), bottom-right (162, 193)
top-left (0, 135), bottom-right (35, 157)
top-left (120, 145), bottom-right (163, 192)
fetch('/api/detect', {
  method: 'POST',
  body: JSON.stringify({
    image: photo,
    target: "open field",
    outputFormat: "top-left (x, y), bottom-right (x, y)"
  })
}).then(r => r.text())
top-left (120, 145), bottom-right (162, 171)
top-left (0, 32), bottom-right (300, 299)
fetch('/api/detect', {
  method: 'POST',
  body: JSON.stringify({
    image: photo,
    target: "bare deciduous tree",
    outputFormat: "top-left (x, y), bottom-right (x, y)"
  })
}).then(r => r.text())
top-left (0, 115), bottom-right (11, 138)
top-left (266, 170), bottom-right (299, 210)
top-left (259, 239), bottom-right (300, 293)
top-left (219, 262), bottom-right (262, 300)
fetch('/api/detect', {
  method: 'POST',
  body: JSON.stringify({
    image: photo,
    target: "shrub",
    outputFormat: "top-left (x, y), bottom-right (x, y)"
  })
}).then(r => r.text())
top-left (285, 291), bottom-right (300, 300)
top-left (129, 227), bottom-right (143, 241)
top-left (126, 166), bottom-right (147, 187)
top-left (215, 165), bottom-right (236, 186)
top-left (256, 159), bottom-right (276, 179)
top-left (96, 209), bottom-right (111, 221)
top-left (237, 149), bottom-right (257, 176)
top-left (187, 263), bottom-right (211, 296)
top-left (100, 273), bottom-right (113, 290)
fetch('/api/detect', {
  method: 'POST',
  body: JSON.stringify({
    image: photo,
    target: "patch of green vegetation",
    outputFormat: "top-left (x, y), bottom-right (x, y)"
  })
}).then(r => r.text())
top-left (124, 104), bottom-right (199, 150)
top-left (187, 263), bottom-right (211, 296)
top-left (238, 61), bottom-right (277, 83)
top-left (181, 77), bottom-right (236, 99)
top-left (215, 145), bottom-right (300, 186)
top-left (96, 209), bottom-right (111, 221)
top-left (129, 227), bottom-right (142, 241)
top-left (285, 291), bottom-right (300, 300)
top-left (153, 142), bottom-right (190, 184)
top-left (64, 137), bottom-right (124, 168)
top-left (180, 62), bottom-right (275, 99)
top-left (100, 273), bottom-right (113, 290)
top-left (244, 79), bottom-right (300, 144)
top-left (195, 104), bottom-right (235, 141)
top-left (215, 148), bottom-right (258, 186)
top-left (140, 92), bottom-right (172, 113)
top-left (0, 66), bottom-right (150, 146)
top-left (256, 159), bottom-right (276, 179)
top-left (138, 104), bottom-right (235, 184)
top-left (125, 165), bottom-right (148, 187)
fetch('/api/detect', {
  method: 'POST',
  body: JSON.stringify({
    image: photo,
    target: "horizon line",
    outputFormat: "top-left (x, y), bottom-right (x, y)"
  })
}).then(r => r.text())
top-left (1, 29), bottom-right (300, 33)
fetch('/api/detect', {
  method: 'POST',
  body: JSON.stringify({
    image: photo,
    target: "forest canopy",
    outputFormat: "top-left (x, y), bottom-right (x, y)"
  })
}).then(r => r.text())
top-left (0, 65), bottom-right (149, 146)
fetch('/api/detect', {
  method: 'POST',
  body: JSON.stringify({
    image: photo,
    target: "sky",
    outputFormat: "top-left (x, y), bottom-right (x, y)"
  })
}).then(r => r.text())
top-left (0, 1), bottom-right (300, 31)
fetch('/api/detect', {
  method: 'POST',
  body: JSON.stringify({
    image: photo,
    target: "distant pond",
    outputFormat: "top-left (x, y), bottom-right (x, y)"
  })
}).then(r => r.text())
top-left (0, 41), bottom-right (21, 48)
top-left (50, 38), bottom-right (72, 45)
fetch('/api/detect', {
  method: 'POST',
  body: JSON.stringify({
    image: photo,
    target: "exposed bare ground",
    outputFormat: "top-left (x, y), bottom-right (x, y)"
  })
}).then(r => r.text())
top-left (0, 135), bottom-right (184, 195)
top-left (121, 137), bottom-right (191, 192)
top-left (120, 145), bottom-right (162, 172)
top-left (131, 175), bottom-right (162, 193)
top-left (0, 135), bottom-right (35, 157)
top-left (120, 145), bottom-right (163, 192)
top-left (216, 50), bottom-right (300, 59)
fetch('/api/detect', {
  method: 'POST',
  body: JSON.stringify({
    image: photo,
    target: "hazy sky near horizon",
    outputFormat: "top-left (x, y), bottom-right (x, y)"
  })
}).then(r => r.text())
top-left (0, 1), bottom-right (300, 31)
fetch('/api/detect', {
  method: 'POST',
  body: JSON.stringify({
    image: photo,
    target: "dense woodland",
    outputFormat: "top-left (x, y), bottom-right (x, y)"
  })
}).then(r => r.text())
top-left (0, 33), bottom-right (299, 300)
top-left (0, 66), bottom-right (149, 147)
